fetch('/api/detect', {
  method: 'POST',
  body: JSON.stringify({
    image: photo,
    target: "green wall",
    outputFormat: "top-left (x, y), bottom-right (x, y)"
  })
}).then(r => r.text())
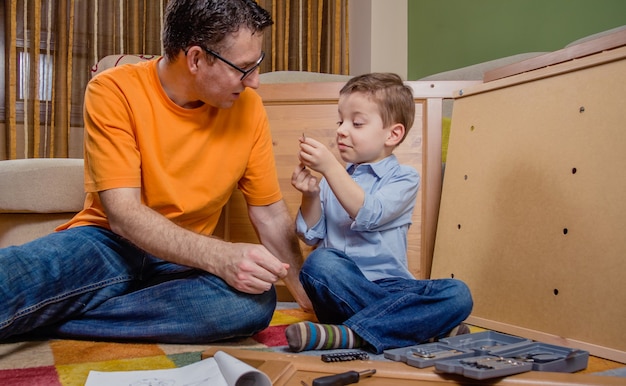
top-left (407, 0), bottom-right (626, 80)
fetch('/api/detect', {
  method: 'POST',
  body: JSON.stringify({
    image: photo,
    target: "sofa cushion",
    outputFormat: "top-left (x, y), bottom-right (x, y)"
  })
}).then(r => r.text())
top-left (0, 158), bottom-right (85, 213)
top-left (0, 213), bottom-right (78, 248)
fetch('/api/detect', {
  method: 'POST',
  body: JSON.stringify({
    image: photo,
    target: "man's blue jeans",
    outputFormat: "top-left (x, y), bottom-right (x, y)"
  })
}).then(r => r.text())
top-left (300, 248), bottom-right (473, 354)
top-left (0, 226), bottom-right (275, 342)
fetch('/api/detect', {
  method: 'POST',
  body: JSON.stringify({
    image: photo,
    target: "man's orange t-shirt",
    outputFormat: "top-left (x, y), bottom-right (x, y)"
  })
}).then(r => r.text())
top-left (58, 58), bottom-right (282, 236)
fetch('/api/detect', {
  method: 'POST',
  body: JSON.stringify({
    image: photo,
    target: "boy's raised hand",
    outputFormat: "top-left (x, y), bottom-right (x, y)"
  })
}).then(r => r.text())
top-left (291, 163), bottom-right (319, 196)
top-left (297, 135), bottom-right (337, 174)
top-left (293, 135), bottom-right (324, 232)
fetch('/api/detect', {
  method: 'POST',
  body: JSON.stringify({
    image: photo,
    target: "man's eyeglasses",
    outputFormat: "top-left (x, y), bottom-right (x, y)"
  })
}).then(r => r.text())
top-left (203, 48), bottom-right (265, 81)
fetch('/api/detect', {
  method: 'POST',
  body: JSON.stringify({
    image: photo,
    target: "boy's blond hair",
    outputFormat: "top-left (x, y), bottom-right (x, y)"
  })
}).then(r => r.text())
top-left (339, 73), bottom-right (415, 145)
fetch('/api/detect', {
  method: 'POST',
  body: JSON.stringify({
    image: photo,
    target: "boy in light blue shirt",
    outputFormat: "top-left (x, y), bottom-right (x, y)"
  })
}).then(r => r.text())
top-left (286, 73), bottom-right (473, 354)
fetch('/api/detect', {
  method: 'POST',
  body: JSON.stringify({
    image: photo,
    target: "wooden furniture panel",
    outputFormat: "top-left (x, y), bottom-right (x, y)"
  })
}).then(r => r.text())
top-left (222, 81), bottom-right (480, 280)
top-left (431, 46), bottom-right (626, 362)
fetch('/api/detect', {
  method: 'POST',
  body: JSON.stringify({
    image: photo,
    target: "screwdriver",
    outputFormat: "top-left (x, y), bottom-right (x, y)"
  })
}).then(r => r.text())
top-left (311, 369), bottom-right (376, 386)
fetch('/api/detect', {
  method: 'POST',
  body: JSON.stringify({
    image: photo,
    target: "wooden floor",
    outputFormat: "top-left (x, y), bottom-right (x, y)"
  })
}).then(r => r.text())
top-left (580, 355), bottom-right (625, 375)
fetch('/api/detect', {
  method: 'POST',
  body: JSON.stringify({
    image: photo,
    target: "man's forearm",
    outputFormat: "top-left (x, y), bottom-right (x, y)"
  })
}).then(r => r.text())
top-left (249, 201), bottom-right (313, 310)
top-left (102, 189), bottom-right (224, 273)
top-left (100, 188), bottom-right (294, 295)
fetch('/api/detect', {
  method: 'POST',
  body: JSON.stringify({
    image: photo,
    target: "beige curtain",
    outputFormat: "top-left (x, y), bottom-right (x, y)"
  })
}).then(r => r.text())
top-left (1, 0), bottom-right (165, 160)
top-left (259, 0), bottom-right (349, 74)
top-left (1, 0), bottom-right (349, 160)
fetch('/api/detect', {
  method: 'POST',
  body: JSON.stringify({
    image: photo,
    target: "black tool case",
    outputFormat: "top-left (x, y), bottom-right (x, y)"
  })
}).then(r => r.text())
top-left (383, 331), bottom-right (589, 380)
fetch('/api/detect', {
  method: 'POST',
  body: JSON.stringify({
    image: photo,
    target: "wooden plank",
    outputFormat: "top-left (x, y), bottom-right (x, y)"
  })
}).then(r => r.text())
top-left (484, 28), bottom-right (626, 82)
top-left (421, 97), bottom-right (443, 276)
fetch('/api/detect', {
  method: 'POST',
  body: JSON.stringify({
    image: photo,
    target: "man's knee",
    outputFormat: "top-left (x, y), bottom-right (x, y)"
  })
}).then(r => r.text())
top-left (452, 279), bottom-right (474, 317)
top-left (192, 289), bottom-right (276, 342)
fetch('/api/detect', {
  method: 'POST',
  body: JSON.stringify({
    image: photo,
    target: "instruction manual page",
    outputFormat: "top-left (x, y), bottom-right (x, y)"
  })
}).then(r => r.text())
top-left (84, 350), bottom-right (272, 386)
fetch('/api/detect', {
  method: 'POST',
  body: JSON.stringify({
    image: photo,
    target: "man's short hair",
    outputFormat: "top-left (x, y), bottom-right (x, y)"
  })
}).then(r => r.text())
top-left (162, 0), bottom-right (273, 60)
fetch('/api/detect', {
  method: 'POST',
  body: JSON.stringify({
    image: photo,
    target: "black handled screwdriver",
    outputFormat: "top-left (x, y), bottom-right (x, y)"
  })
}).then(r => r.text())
top-left (312, 369), bottom-right (376, 386)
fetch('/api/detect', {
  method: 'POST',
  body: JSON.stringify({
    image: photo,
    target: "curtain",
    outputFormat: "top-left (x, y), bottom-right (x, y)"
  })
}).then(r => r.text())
top-left (259, 0), bottom-right (349, 74)
top-left (0, 0), bottom-right (349, 160)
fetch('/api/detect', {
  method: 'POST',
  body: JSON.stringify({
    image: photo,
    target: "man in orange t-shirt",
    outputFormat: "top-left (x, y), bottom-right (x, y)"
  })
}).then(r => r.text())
top-left (0, 0), bottom-right (311, 343)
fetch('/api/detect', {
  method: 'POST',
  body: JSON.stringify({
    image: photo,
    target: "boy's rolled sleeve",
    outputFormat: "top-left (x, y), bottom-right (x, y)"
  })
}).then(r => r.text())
top-left (296, 210), bottom-right (326, 246)
top-left (351, 170), bottom-right (419, 232)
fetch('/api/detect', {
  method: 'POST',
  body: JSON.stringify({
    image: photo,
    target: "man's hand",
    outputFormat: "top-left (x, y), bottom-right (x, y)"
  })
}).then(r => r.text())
top-left (215, 242), bottom-right (289, 294)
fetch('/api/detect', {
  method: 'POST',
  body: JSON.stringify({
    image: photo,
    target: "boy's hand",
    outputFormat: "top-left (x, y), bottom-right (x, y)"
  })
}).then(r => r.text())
top-left (291, 163), bottom-right (319, 196)
top-left (293, 135), bottom-right (325, 234)
top-left (298, 135), bottom-right (337, 174)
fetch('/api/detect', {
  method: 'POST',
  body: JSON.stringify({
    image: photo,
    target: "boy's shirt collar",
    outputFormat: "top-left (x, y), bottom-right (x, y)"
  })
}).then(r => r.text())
top-left (346, 154), bottom-right (399, 178)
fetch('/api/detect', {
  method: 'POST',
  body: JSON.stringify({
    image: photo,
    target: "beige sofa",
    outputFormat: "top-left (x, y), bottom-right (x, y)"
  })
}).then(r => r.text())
top-left (0, 158), bottom-right (84, 247)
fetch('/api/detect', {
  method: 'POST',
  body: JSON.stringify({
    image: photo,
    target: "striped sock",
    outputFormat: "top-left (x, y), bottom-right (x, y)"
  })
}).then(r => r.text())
top-left (285, 321), bottom-right (364, 352)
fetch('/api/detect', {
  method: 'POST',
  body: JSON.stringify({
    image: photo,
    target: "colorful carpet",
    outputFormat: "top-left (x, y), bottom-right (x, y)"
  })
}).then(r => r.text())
top-left (0, 305), bottom-right (315, 386)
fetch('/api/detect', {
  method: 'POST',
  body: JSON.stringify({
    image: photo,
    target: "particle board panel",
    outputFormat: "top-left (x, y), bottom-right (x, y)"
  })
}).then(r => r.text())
top-left (431, 46), bottom-right (626, 362)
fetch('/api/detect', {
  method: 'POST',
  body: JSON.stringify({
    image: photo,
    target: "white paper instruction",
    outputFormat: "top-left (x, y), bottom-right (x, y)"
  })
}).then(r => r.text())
top-left (84, 350), bottom-right (272, 386)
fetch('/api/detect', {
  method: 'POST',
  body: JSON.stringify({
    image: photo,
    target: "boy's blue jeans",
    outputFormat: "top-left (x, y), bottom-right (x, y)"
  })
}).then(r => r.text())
top-left (0, 226), bottom-right (275, 342)
top-left (300, 248), bottom-right (473, 354)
